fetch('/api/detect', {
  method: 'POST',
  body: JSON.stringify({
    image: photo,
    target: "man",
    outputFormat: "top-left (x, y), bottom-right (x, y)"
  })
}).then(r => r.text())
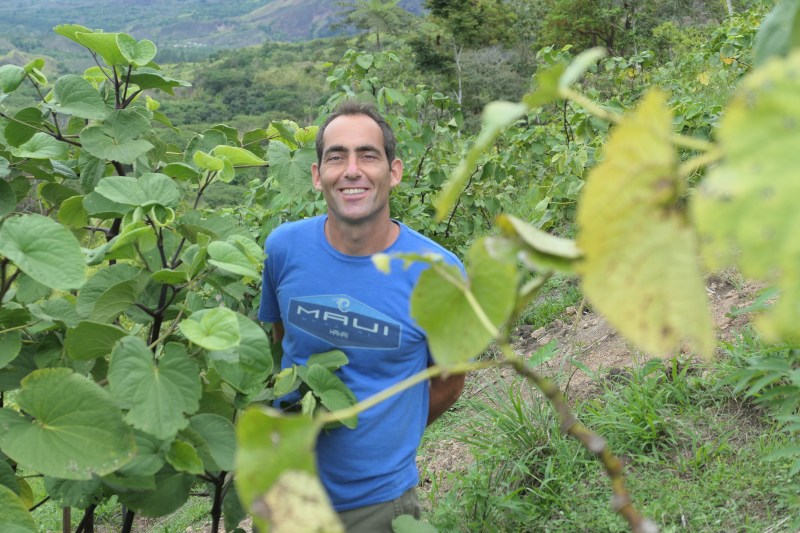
top-left (258, 101), bottom-right (465, 532)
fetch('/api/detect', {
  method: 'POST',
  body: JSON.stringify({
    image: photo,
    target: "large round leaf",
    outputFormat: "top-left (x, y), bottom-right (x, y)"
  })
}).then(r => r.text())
top-left (108, 337), bottom-right (201, 439)
top-left (268, 143), bottom-right (315, 198)
top-left (179, 307), bottom-right (240, 351)
top-left (0, 214), bottom-right (86, 290)
top-left (207, 313), bottom-right (272, 394)
top-left (0, 368), bottom-right (136, 480)
top-left (577, 90), bottom-right (714, 358)
top-left (188, 414), bottom-right (236, 472)
top-left (79, 109), bottom-right (154, 164)
top-left (65, 322), bottom-right (128, 361)
top-left (692, 50), bottom-right (800, 340)
top-left (0, 179), bottom-right (15, 216)
top-left (117, 465), bottom-right (193, 518)
top-left (235, 407), bottom-right (340, 533)
top-left (0, 332), bottom-right (22, 370)
top-left (51, 74), bottom-right (108, 120)
top-left (0, 485), bottom-right (36, 533)
top-left (8, 133), bottom-right (69, 160)
top-left (0, 64), bottom-right (26, 93)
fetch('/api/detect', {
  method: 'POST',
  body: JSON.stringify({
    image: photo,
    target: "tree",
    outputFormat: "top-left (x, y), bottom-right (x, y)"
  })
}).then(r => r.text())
top-left (335, 0), bottom-right (414, 49)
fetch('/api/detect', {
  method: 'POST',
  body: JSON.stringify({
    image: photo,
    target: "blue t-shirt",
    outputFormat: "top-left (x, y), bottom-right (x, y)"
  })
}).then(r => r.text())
top-left (258, 214), bottom-right (463, 511)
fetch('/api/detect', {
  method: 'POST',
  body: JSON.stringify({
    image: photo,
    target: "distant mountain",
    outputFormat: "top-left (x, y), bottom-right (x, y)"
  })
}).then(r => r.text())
top-left (0, 0), bottom-right (426, 57)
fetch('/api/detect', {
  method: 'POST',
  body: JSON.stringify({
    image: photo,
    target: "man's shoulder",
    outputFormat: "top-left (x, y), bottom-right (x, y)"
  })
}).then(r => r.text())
top-left (266, 216), bottom-right (321, 245)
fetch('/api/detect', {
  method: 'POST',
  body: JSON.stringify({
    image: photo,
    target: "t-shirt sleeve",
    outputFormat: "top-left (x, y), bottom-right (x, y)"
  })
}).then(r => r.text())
top-left (257, 233), bottom-right (282, 323)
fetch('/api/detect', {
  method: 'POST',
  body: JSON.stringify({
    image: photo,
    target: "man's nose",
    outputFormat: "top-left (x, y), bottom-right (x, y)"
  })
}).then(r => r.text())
top-left (345, 155), bottom-right (360, 178)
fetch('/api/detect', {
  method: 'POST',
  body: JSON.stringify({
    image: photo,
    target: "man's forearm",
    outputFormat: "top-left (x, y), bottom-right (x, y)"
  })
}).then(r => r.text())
top-left (427, 374), bottom-right (466, 426)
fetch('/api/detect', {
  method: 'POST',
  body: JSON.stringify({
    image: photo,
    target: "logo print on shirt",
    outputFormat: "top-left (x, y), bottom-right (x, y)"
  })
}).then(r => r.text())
top-left (288, 295), bottom-right (402, 349)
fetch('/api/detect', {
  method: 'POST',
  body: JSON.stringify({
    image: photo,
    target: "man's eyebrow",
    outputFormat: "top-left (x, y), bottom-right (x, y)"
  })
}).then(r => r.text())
top-left (323, 144), bottom-right (383, 156)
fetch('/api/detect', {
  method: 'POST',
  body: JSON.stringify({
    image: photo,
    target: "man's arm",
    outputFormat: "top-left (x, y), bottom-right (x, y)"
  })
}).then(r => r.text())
top-left (427, 374), bottom-right (465, 426)
top-left (270, 322), bottom-right (285, 343)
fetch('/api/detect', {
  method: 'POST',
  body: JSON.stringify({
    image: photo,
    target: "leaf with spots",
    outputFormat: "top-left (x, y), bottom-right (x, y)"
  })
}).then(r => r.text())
top-left (692, 50), bottom-right (800, 340)
top-left (577, 90), bottom-right (714, 358)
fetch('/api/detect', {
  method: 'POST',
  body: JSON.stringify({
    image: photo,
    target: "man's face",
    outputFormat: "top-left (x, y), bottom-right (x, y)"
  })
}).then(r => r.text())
top-left (312, 114), bottom-right (403, 227)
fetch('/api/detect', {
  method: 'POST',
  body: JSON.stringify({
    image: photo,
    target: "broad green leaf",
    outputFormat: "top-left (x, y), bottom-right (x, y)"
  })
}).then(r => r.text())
top-left (435, 101), bottom-right (528, 221)
top-left (207, 313), bottom-right (272, 394)
top-left (162, 162), bottom-right (200, 181)
top-left (82, 191), bottom-right (133, 218)
top-left (0, 332), bottom-right (22, 370)
top-left (0, 65), bottom-right (26, 93)
top-left (193, 150), bottom-right (224, 171)
top-left (230, 234), bottom-right (265, 264)
top-left (53, 24), bottom-right (94, 45)
top-left (578, 90), bottom-right (713, 358)
top-left (65, 321), bottom-right (128, 361)
top-left (235, 407), bottom-right (341, 533)
top-left (76, 263), bottom-right (141, 317)
top-left (411, 238), bottom-right (517, 365)
top-left (213, 145), bottom-right (267, 166)
top-left (94, 173), bottom-right (180, 209)
top-left (0, 180), bottom-right (14, 216)
top-left (268, 143), bottom-right (315, 198)
top-left (4, 108), bottom-right (43, 147)
top-left (188, 414), bottom-right (236, 472)
top-left (305, 365), bottom-right (357, 429)
top-left (223, 484), bottom-right (247, 533)
top-left (753, 0), bottom-right (800, 66)
top-left (23, 58), bottom-right (46, 85)
top-left (117, 465), bottom-right (193, 518)
top-left (127, 68), bottom-right (191, 94)
top-left (180, 307), bottom-right (240, 351)
top-left (12, 274), bottom-right (51, 304)
top-left (151, 269), bottom-right (189, 284)
top-left (44, 477), bottom-right (101, 509)
top-left (207, 241), bottom-right (261, 279)
top-left (0, 460), bottom-right (16, 493)
top-left (80, 109), bottom-right (154, 164)
top-left (78, 150), bottom-right (108, 192)
top-left (392, 515), bottom-right (438, 533)
top-left (109, 337), bottom-right (201, 439)
top-left (8, 133), bottom-right (69, 160)
top-left (307, 350), bottom-right (348, 371)
top-left (0, 368), bottom-right (135, 480)
top-left (58, 196), bottom-right (89, 227)
top-left (40, 182), bottom-right (80, 207)
top-left (89, 279), bottom-right (141, 323)
top-left (0, 214), bottom-right (86, 290)
top-left (117, 34), bottom-right (157, 66)
top-left (0, 485), bottom-right (36, 533)
top-left (166, 440), bottom-right (204, 475)
top-left (27, 297), bottom-right (81, 327)
top-left (74, 31), bottom-right (127, 66)
top-left (115, 430), bottom-right (165, 478)
top-left (51, 75), bottom-right (108, 120)
top-left (692, 50), bottom-right (800, 341)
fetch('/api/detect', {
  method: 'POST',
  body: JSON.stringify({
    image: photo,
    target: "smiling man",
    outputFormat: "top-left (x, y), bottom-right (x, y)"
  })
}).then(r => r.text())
top-left (258, 101), bottom-right (465, 532)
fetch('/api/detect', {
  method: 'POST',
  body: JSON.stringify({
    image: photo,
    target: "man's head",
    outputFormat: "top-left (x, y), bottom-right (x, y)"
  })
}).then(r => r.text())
top-left (315, 101), bottom-right (398, 166)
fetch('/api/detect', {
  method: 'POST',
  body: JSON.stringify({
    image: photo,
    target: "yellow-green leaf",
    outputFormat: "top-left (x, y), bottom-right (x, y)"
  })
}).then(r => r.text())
top-left (577, 90), bottom-right (714, 358)
top-left (692, 50), bottom-right (800, 340)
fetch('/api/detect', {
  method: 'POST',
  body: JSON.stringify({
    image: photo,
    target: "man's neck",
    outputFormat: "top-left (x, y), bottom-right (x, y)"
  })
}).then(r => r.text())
top-left (324, 214), bottom-right (399, 256)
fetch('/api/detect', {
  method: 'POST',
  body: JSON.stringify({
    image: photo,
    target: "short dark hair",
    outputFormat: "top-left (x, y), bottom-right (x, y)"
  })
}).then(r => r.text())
top-left (315, 101), bottom-right (397, 166)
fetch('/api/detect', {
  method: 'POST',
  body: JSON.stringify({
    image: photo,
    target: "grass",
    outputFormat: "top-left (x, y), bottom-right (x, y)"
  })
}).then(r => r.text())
top-left (419, 329), bottom-right (800, 532)
top-left (518, 275), bottom-right (583, 330)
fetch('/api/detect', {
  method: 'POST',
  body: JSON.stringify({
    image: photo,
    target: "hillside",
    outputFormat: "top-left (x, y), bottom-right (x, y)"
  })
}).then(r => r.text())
top-left (0, 0), bottom-right (424, 65)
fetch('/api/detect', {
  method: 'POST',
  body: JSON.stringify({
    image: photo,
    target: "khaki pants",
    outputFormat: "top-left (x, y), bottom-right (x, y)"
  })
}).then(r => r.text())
top-left (337, 487), bottom-right (422, 533)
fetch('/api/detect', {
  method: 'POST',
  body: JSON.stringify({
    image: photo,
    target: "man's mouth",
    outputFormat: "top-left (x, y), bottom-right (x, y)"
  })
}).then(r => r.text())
top-left (341, 188), bottom-right (367, 196)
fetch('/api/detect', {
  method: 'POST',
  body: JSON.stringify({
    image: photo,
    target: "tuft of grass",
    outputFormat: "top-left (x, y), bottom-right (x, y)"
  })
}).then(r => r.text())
top-left (518, 275), bottom-right (583, 330)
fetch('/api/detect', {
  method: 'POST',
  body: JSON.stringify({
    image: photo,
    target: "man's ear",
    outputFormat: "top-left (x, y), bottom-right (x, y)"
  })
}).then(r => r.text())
top-left (311, 162), bottom-right (322, 191)
top-left (390, 158), bottom-right (403, 188)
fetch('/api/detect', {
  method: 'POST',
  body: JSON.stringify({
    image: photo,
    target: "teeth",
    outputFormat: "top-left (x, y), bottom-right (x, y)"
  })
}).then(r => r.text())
top-left (342, 188), bottom-right (367, 195)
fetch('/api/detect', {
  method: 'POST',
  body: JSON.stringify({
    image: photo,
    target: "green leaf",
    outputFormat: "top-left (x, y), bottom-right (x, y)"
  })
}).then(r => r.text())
top-left (692, 50), bottom-right (800, 341)
top-left (392, 515), bottom-right (438, 533)
top-left (0, 368), bottom-right (136, 480)
top-left (166, 440), bottom-right (204, 475)
top-left (435, 101), bottom-right (528, 221)
top-left (127, 68), bottom-right (191, 94)
top-left (188, 414), bottom-right (236, 472)
top-left (0, 485), bottom-right (36, 533)
top-left (8, 133), bottom-right (69, 160)
top-left (753, 0), bottom-right (800, 66)
top-left (80, 109), bottom-right (154, 164)
top-left (44, 477), bottom-right (101, 509)
top-left (41, 182), bottom-right (80, 207)
top-left (95, 173), bottom-right (180, 208)
top-left (0, 332), bottom-right (22, 370)
top-left (0, 214), bottom-right (86, 290)
top-left (0, 460), bottom-right (16, 494)
top-left (74, 31), bottom-right (128, 67)
top-left (305, 365), bottom-right (357, 429)
top-left (207, 313), bottom-right (272, 394)
top-left (109, 337), bottom-right (201, 439)
top-left (0, 65), bottom-right (26, 93)
top-left (180, 307), bottom-right (241, 351)
top-left (51, 75), bottom-right (108, 120)
top-left (193, 150), bottom-right (224, 171)
top-left (497, 214), bottom-right (581, 273)
top-left (82, 191), bottom-right (133, 219)
top-left (235, 407), bottom-right (341, 533)
top-left (213, 145), bottom-right (267, 166)
top-left (411, 238), bottom-right (517, 365)
top-left (4, 108), bottom-right (43, 147)
top-left (578, 90), bottom-right (714, 358)
top-left (268, 143), bottom-right (315, 198)
top-left (162, 162), bottom-right (200, 181)
top-left (117, 34), bottom-right (157, 66)
top-left (0, 180), bottom-right (14, 216)
top-left (307, 350), bottom-right (349, 371)
top-left (58, 196), bottom-right (89, 228)
top-left (27, 297), bottom-right (81, 328)
top-left (65, 321), bottom-right (128, 361)
top-left (207, 241), bottom-right (261, 279)
top-left (76, 263), bottom-right (141, 318)
top-left (117, 465), bottom-right (193, 518)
